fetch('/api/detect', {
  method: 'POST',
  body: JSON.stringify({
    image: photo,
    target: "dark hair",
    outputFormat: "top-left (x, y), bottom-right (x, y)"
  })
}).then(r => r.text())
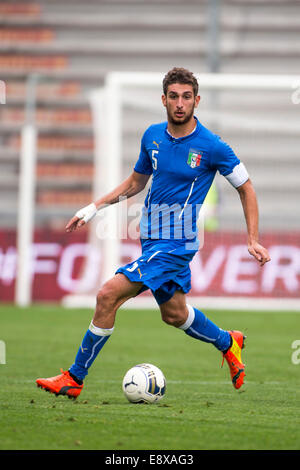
top-left (163, 67), bottom-right (199, 96)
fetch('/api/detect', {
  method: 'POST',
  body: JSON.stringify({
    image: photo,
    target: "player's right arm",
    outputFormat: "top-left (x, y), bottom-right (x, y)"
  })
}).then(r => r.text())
top-left (66, 170), bottom-right (150, 232)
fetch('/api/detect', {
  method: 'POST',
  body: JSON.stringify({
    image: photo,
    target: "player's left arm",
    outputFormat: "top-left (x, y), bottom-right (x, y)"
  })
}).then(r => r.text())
top-left (211, 137), bottom-right (270, 267)
top-left (236, 179), bottom-right (271, 266)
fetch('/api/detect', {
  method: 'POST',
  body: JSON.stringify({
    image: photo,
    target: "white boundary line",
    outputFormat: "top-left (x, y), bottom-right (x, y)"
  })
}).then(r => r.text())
top-left (62, 295), bottom-right (300, 312)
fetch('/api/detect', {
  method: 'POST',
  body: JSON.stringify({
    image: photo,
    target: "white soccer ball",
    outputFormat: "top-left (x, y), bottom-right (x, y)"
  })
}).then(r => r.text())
top-left (122, 363), bottom-right (166, 404)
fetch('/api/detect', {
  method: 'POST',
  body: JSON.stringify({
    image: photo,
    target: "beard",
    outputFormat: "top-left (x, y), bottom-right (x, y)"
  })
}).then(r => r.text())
top-left (166, 105), bottom-right (195, 126)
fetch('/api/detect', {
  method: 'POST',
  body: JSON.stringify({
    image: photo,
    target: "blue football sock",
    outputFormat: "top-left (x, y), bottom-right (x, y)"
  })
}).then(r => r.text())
top-left (179, 305), bottom-right (231, 352)
top-left (69, 322), bottom-right (114, 382)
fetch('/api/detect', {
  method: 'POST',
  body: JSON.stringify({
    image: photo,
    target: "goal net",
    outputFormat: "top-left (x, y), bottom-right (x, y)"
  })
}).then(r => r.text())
top-left (60, 71), bottom-right (300, 311)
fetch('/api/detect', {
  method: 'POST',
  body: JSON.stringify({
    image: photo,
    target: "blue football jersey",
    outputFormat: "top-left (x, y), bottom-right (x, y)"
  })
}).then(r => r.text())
top-left (134, 117), bottom-right (248, 250)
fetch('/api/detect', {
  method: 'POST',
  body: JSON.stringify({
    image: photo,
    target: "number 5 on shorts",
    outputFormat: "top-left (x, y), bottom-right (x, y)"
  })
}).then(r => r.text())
top-left (127, 261), bottom-right (138, 272)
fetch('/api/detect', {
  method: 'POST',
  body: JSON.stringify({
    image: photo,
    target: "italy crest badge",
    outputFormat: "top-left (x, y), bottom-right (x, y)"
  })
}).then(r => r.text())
top-left (187, 149), bottom-right (202, 168)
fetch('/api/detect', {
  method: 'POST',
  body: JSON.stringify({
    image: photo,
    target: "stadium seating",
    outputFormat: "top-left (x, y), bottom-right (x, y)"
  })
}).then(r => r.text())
top-left (0, 0), bottom-right (299, 229)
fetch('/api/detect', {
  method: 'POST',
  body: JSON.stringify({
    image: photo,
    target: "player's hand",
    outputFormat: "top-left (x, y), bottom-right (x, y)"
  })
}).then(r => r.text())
top-left (65, 215), bottom-right (85, 232)
top-left (65, 203), bottom-right (97, 232)
top-left (248, 241), bottom-right (271, 267)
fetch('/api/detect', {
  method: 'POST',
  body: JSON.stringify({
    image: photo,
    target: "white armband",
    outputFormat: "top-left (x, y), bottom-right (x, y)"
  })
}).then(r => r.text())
top-left (224, 162), bottom-right (249, 188)
top-left (75, 202), bottom-right (97, 223)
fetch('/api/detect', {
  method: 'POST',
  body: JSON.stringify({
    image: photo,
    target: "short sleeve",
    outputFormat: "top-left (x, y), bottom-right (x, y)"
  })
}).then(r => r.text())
top-left (134, 132), bottom-right (153, 175)
top-left (211, 137), bottom-right (249, 188)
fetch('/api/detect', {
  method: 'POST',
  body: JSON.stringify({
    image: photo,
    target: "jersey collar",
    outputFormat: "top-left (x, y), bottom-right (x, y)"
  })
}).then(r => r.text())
top-left (165, 116), bottom-right (201, 142)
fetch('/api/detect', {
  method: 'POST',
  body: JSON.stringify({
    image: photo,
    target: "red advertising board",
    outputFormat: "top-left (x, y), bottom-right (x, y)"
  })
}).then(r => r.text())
top-left (0, 229), bottom-right (299, 302)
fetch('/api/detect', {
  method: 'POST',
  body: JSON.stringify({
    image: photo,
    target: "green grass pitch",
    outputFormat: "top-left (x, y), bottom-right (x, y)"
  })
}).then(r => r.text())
top-left (1, 304), bottom-right (300, 450)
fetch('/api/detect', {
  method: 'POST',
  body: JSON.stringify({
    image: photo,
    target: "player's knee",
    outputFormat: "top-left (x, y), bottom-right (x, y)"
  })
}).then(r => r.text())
top-left (96, 283), bottom-right (118, 311)
top-left (161, 307), bottom-right (185, 328)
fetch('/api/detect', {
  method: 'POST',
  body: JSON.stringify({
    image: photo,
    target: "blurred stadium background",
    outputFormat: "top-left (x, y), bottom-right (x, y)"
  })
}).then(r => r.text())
top-left (0, 0), bottom-right (299, 310)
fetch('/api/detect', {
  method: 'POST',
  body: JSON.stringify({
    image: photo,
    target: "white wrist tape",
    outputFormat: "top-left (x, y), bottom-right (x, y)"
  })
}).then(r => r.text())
top-left (75, 202), bottom-right (97, 223)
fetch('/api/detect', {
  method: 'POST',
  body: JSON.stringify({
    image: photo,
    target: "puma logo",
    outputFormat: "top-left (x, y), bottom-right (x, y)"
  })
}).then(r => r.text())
top-left (137, 268), bottom-right (144, 279)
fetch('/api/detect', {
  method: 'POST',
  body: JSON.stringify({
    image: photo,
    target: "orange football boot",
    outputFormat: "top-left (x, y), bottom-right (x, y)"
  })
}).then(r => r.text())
top-left (222, 330), bottom-right (246, 390)
top-left (36, 369), bottom-right (83, 399)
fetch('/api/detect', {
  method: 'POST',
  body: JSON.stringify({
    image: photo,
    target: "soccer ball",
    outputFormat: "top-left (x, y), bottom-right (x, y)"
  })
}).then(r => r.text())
top-left (122, 363), bottom-right (166, 404)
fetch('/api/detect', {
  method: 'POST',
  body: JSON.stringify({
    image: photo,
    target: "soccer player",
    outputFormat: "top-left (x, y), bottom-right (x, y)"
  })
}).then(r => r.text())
top-left (36, 67), bottom-right (270, 399)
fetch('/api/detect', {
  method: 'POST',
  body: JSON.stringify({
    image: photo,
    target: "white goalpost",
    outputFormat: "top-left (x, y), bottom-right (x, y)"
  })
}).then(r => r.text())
top-left (15, 71), bottom-right (300, 311)
top-left (15, 75), bottom-right (39, 307)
